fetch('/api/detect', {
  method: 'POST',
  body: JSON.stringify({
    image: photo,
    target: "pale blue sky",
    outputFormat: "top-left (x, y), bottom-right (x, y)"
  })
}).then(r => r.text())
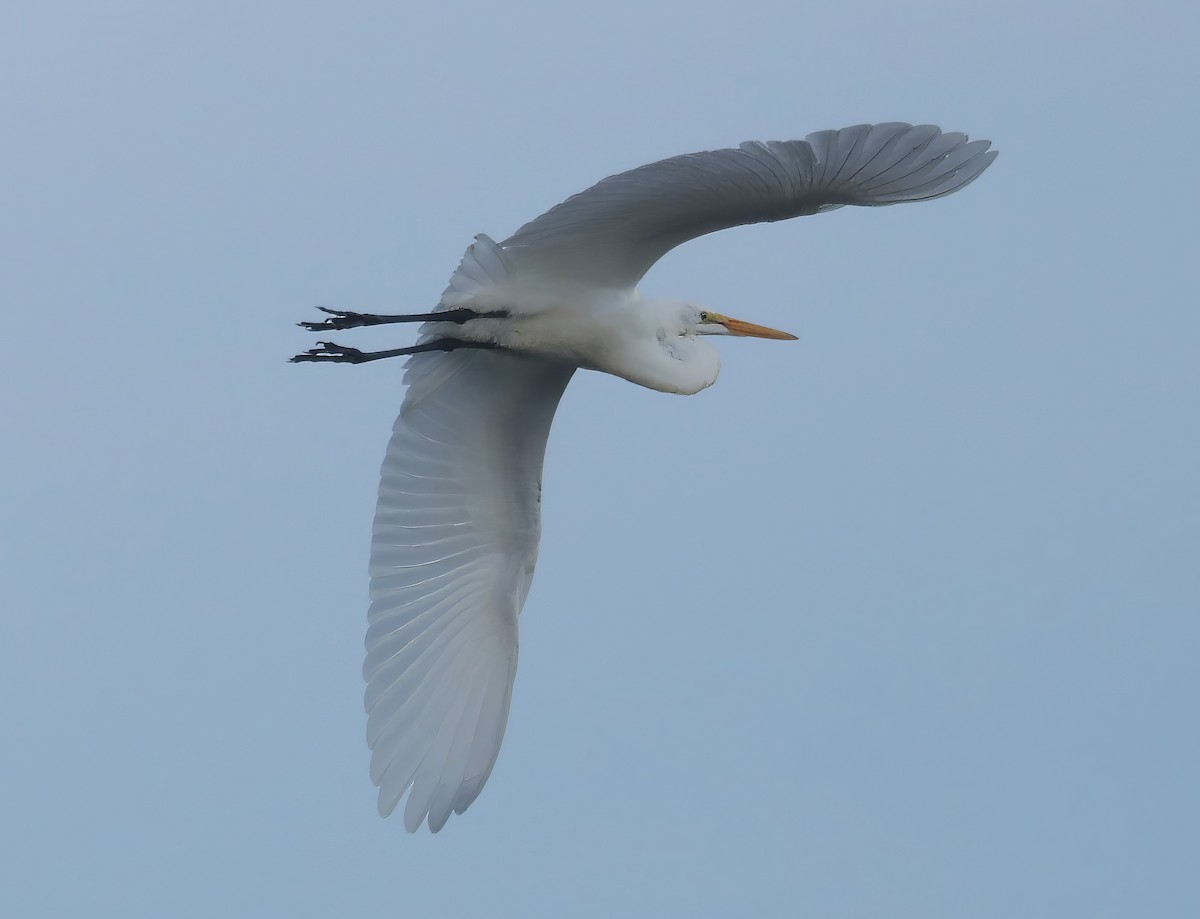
top-left (2, 1), bottom-right (1197, 916)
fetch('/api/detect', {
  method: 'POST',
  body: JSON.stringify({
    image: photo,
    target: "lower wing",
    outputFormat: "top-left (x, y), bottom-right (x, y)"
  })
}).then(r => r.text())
top-left (365, 347), bottom-right (574, 831)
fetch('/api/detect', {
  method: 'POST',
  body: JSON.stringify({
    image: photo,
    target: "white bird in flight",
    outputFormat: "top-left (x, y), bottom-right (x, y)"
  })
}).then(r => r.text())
top-left (294, 122), bottom-right (997, 832)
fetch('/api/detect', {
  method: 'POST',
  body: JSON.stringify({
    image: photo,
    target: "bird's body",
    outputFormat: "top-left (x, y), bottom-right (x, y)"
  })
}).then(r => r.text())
top-left (294, 122), bottom-right (997, 831)
top-left (431, 278), bottom-right (721, 393)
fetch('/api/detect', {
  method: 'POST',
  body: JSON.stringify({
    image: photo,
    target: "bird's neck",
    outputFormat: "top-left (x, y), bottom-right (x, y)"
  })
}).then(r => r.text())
top-left (602, 329), bottom-right (720, 395)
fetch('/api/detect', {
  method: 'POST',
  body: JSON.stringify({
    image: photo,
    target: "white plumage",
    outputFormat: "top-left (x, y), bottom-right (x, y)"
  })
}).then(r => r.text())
top-left (299, 123), bottom-right (997, 831)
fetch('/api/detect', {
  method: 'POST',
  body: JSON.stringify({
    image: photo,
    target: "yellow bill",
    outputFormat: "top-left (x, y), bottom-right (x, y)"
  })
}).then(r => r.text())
top-left (707, 311), bottom-right (797, 340)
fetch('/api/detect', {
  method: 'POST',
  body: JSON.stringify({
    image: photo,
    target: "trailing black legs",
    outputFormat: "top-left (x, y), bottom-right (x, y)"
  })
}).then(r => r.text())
top-left (290, 338), bottom-right (498, 364)
top-left (297, 306), bottom-right (509, 332)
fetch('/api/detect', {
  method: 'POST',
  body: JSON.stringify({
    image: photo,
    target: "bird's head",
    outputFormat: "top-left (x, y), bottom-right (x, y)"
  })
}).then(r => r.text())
top-left (613, 299), bottom-right (798, 395)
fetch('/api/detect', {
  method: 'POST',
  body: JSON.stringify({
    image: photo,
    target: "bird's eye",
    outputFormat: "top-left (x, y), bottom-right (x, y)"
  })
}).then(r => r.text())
top-left (699, 311), bottom-right (709, 322)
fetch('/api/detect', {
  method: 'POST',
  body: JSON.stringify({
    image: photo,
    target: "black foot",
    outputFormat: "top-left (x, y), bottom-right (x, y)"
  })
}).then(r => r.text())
top-left (290, 341), bottom-right (378, 364)
top-left (298, 307), bottom-right (384, 332)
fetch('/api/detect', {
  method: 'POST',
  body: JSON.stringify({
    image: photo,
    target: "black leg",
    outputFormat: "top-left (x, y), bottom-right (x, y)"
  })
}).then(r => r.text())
top-left (289, 338), bottom-right (499, 364)
top-left (297, 306), bottom-right (508, 332)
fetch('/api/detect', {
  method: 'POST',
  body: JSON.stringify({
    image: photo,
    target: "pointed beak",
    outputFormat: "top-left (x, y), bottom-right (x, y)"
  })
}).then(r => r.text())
top-left (710, 312), bottom-right (798, 340)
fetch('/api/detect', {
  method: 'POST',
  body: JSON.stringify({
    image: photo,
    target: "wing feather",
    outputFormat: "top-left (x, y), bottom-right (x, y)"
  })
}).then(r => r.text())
top-left (365, 348), bottom-right (573, 831)
top-left (499, 123), bottom-right (996, 287)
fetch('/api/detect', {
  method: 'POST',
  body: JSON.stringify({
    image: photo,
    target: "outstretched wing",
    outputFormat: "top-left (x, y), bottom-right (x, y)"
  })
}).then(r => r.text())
top-left (365, 347), bottom-right (574, 832)
top-left (499, 123), bottom-right (997, 288)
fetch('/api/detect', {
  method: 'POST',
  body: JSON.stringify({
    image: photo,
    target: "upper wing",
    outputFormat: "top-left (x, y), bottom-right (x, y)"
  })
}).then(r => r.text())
top-left (365, 347), bottom-right (574, 832)
top-left (499, 123), bottom-right (997, 288)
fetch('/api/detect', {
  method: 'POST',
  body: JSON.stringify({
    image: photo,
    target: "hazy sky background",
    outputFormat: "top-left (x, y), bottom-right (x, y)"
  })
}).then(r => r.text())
top-left (2, 2), bottom-right (1196, 916)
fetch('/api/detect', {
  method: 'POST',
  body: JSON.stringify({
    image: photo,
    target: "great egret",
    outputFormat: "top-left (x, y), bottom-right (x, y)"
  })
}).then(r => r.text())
top-left (293, 122), bottom-right (997, 832)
